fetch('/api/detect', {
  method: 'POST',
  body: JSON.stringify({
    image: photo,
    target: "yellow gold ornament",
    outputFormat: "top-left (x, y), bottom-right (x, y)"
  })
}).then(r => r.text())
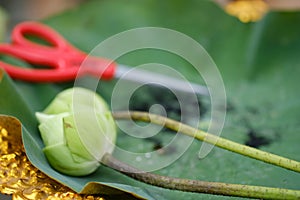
top-left (0, 115), bottom-right (104, 200)
top-left (225, 0), bottom-right (269, 23)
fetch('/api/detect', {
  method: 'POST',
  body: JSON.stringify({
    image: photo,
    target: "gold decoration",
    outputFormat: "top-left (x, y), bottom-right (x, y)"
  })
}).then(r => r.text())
top-left (225, 0), bottom-right (269, 23)
top-left (0, 116), bottom-right (104, 200)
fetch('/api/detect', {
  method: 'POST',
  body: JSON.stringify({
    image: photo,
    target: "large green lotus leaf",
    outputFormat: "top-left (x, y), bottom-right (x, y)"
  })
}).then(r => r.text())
top-left (0, 69), bottom-right (158, 199)
top-left (1, 0), bottom-right (300, 199)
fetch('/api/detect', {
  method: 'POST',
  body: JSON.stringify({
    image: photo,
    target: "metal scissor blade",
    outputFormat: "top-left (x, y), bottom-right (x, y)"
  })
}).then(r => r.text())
top-left (115, 64), bottom-right (209, 96)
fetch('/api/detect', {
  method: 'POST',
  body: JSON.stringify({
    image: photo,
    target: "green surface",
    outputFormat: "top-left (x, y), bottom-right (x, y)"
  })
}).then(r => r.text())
top-left (1, 0), bottom-right (300, 199)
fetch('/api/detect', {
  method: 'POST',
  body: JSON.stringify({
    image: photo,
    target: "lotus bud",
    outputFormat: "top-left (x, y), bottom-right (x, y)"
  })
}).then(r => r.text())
top-left (35, 87), bottom-right (116, 176)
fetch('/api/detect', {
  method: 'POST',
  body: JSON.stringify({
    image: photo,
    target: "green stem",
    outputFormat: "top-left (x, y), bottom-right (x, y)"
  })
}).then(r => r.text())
top-left (109, 111), bottom-right (300, 198)
top-left (112, 111), bottom-right (300, 173)
top-left (102, 153), bottom-right (300, 199)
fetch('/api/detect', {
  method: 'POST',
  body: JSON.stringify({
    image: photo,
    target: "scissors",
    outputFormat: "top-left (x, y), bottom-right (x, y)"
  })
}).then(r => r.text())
top-left (0, 21), bottom-right (208, 95)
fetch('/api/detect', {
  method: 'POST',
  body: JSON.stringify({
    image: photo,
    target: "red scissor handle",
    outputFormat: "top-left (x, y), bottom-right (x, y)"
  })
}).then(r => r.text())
top-left (0, 21), bottom-right (116, 82)
top-left (13, 21), bottom-right (76, 52)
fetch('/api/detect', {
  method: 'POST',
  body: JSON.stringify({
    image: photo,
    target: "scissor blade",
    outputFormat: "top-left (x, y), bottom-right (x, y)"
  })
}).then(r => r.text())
top-left (115, 64), bottom-right (209, 96)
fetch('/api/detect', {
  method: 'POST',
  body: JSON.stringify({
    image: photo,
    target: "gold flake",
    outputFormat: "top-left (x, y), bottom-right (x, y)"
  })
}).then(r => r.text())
top-left (0, 122), bottom-right (105, 200)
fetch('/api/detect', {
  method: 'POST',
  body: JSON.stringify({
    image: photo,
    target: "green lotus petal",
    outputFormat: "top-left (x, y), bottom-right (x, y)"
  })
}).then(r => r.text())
top-left (96, 112), bottom-right (117, 153)
top-left (43, 144), bottom-right (100, 176)
top-left (63, 114), bottom-right (96, 162)
top-left (44, 87), bottom-right (109, 115)
top-left (71, 110), bottom-right (116, 161)
top-left (35, 112), bottom-right (56, 124)
top-left (37, 112), bottom-right (69, 147)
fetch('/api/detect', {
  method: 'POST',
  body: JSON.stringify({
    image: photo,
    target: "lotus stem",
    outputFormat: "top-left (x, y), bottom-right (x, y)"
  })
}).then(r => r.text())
top-left (112, 111), bottom-right (300, 173)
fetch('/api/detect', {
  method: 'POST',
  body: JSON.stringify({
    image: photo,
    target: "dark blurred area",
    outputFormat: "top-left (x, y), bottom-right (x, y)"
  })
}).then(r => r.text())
top-left (0, 0), bottom-right (83, 21)
top-left (0, 0), bottom-right (83, 39)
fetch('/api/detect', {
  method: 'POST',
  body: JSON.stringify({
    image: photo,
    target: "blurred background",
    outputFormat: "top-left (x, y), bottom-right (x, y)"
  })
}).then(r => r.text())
top-left (1, 0), bottom-right (300, 39)
top-left (1, 0), bottom-right (300, 199)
